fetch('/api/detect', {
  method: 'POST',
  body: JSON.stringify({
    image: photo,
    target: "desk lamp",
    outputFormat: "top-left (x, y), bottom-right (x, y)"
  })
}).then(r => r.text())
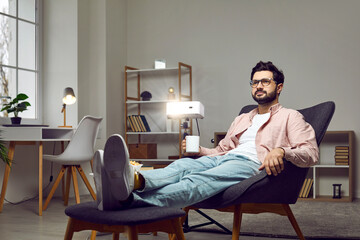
top-left (166, 101), bottom-right (204, 138)
top-left (60, 87), bottom-right (76, 128)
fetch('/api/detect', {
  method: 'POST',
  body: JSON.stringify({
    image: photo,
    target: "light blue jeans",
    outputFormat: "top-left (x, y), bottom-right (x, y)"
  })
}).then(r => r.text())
top-left (131, 154), bottom-right (261, 208)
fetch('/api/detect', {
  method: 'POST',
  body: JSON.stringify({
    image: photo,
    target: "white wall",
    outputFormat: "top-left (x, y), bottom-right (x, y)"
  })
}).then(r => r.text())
top-left (125, 0), bottom-right (360, 197)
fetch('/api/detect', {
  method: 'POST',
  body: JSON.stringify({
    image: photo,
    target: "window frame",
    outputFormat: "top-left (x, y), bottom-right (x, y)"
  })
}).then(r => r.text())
top-left (0, 0), bottom-right (42, 124)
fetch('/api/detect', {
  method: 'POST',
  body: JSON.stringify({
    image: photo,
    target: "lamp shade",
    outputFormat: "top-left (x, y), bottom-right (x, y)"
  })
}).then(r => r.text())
top-left (63, 87), bottom-right (76, 105)
top-left (166, 101), bottom-right (204, 119)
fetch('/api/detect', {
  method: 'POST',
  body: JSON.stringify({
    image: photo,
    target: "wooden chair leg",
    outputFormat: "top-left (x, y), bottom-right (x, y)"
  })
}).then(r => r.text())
top-left (171, 218), bottom-right (186, 240)
top-left (64, 218), bottom-right (75, 240)
top-left (43, 166), bottom-right (66, 210)
top-left (76, 166), bottom-right (96, 200)
top-left (127, 226), bottom-right (138, 240)
top-left (112, 232), bottom-right (120, 240)
top-left (62, 175), bottom-right (65, 201)
top-left (90, 231), bottom-right (97, 240)
top-left (232, 204), bottom-right (242, 240)
top-left (71, 166), bottom-right (81, 204)
top-left (64, 167), bottom-right (72, 206)
top-left (282, 204), bottom-right (305, 240)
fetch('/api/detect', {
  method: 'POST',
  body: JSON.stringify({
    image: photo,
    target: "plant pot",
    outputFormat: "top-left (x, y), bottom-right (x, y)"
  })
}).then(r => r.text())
top-left (11, 117), bottom-right (22, 125)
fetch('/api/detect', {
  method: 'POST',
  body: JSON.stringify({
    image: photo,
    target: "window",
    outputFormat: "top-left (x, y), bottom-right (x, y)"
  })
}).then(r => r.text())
top-left (0, 0), bottom-right (40, 121)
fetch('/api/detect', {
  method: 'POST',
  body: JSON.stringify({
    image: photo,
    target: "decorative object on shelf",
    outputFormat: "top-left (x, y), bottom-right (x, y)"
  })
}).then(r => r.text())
top-left (129, 143), bottom-right (157, 159)
top-left (140, 91), bottom-right (152, 101)
top-left (59, 87), bottom-right (76, 128)
top-left (0, 93), bottom-right (31, 125)
top-left (168, 87), bottom-right (176, 100)
top-left (333, 184), bottom-right (342, 199)
top-left (154, 59), bottom-right (166, 69)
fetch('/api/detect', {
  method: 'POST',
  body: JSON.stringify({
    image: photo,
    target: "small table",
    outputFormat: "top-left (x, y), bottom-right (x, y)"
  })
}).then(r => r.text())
top-left (0, 126), bottom-right (74, 216)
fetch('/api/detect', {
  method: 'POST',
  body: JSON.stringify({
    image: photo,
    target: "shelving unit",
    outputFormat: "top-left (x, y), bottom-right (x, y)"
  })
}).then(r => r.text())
top-left (124, 62), bottom-right (192, 164)
top-left (304, 131), bottom-right (354, 202)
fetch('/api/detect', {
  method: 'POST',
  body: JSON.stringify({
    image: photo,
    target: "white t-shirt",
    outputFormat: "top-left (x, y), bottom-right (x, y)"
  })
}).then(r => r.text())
top-left (226, 112), bottom-right (270, 164)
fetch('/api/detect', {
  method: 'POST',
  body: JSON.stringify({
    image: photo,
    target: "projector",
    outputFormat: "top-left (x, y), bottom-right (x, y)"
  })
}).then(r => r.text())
top-left (166, 101), bottom-right (205, 119)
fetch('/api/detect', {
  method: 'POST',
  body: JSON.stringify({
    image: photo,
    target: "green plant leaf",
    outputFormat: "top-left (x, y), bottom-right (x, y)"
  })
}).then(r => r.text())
top-left (16, 93), bottom-right (29, 101)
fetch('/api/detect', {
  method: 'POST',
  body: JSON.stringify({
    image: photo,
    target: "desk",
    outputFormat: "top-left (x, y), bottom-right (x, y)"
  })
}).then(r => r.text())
top-left (0, 126), bottom-right (74, 216)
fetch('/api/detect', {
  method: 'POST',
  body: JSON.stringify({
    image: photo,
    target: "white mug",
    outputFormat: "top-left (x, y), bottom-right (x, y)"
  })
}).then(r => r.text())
top-left (186, 135), bottom-right (200, 153)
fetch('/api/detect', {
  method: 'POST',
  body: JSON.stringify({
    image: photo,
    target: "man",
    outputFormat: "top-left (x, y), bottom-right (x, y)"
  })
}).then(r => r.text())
top-left (93, 61), bottom-right (319, 211)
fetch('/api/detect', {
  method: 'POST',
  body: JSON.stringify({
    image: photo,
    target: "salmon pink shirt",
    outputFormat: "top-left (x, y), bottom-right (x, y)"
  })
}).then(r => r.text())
top-left (199, 103), bottom-right (319, 167)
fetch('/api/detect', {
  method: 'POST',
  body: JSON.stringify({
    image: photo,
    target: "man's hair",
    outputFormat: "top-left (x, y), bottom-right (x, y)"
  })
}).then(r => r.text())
top-left (251, 61), bottom-right (284, 85)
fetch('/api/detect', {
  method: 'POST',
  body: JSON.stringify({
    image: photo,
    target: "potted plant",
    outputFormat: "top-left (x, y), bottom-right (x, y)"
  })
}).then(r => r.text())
top-left (1, 93), bottom-right (31, 124)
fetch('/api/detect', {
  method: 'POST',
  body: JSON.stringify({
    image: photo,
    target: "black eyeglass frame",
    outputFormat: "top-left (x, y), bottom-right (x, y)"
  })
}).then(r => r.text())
top-left (249, 78), bottom-right (277, 88)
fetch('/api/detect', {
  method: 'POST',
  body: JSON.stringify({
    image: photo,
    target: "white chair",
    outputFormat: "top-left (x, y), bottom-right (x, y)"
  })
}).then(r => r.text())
top-left (43, 116), bottom-right (103, 211)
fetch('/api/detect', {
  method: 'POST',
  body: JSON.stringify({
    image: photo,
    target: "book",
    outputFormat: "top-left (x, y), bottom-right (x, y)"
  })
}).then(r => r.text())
top-left (335, 146), bottom-right (349, 150)
top-left (136, 115), bottom-right (147, 132)
top-left (303, 179), bottom-right (313, 198)
top-left (135, 115), bottom-right (146, 132)
top-left (299, 179), bottom-right (308, 198)
top-left (335, 161), bottom-right (349, 165)
top-left (140, 115), bottom-right (151, 132)
top-left (131, 115), bottom-right (141, 132)
top-left (334, 155), bottom-right (349, 159)
top-left (127, 116), bottom-right (136, 132)
top-left (335, 149), bottom-right (349, 153)
top-left (335, 152), bottom-right (349, 156)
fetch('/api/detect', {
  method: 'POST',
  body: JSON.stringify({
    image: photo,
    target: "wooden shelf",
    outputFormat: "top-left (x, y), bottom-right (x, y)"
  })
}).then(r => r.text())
top-left (308, 130), bottom-right (354, 202)
top-left (299, 196), bottom-right (351, 202)
top-left (126, 100), bottom-right (175, 104)
top-left (126, 132), bottom-right (179, 135)
top-left (124, 62), bottom-right (192, 162)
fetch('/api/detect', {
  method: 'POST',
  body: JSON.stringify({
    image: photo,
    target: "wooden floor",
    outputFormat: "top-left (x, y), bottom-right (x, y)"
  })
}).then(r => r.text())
top-left (0, 195), bottom-right (291, 240)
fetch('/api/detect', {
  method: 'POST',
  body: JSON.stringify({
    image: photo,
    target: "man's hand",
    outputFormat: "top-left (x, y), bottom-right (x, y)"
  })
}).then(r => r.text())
top-left (259, 148), bottom-right (285, 176)
top-left (181, 139), bottom-right (200, 157)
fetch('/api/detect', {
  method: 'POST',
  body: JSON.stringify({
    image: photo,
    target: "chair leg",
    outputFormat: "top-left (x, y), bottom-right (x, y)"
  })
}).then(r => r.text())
top-left (127, 226), bottom-right (138, 240)
top-left (76, 166), bottom-right (96, 200)
top-left (171, 218), bottom-right (186, 240)
top-left (112, 232), bottom-right (120, 240)
top-left (90, 230), bottom-right (97, 240)
top-left (282, 204), bottom-right (305, 240)
top-left (64, 218), bottom-right (75, 240)
top-left (232, 204), bottom-right (242, 240)
top-left (71, 166), bottom-right (81, 204)
top-left (62, 175), bottom-right (65, 201)
top-left (43, 166), bottom-right (66, 211)
top-left (65, 167), bottom-right (72, 206)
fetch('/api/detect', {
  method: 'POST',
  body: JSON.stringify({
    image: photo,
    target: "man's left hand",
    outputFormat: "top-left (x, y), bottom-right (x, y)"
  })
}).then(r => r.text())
top-left (259, 148), bottom-right (285, 176)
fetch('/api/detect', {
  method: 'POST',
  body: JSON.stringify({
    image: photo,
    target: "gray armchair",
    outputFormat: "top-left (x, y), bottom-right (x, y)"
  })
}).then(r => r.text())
top-left (184, 101), bottom-right (335, 240)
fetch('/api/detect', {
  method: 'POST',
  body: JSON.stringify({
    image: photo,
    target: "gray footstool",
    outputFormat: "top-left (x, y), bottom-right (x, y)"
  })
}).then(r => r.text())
top-left (64, 202), bottom-right (186, 240)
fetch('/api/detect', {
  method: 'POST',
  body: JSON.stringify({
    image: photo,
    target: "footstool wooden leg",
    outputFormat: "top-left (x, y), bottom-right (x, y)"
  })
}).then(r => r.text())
top-left (112, 232), bottom-right (120, 240)
top-left (127, 226), bottom-right (138, 240)
top-left (90, 230), bottom-right (96, 240)
top-left (64, 218), bottom-right (75, 240)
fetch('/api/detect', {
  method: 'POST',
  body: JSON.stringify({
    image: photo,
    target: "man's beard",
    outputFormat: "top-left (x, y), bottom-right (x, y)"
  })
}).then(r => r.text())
top-left (252, 89), bottom-right (277, 104)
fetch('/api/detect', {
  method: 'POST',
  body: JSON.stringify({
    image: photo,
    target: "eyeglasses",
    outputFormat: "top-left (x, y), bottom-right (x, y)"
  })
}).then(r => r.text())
top-left (249, 78), bottom-right (276, 88)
